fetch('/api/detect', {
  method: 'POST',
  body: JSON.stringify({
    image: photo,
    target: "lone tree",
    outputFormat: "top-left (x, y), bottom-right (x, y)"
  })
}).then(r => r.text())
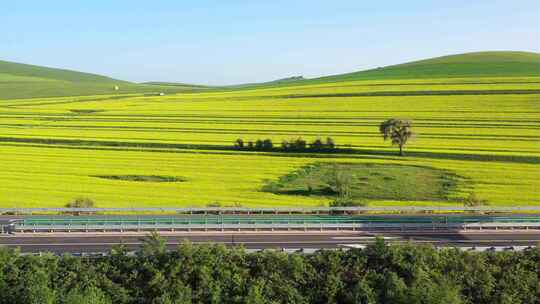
top-left (326, 164), bottom-right (354, 199)
top-left (379, 119), bottom-right (414, 156)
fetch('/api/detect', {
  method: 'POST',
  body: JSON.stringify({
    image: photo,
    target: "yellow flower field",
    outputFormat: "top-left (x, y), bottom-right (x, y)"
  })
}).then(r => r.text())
top-left (0, 76), bottom-right (538, 207)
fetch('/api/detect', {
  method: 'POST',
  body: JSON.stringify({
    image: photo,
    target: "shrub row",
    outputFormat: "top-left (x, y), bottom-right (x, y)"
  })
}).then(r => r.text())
top-left (234, 137), bottom-right (337, 152)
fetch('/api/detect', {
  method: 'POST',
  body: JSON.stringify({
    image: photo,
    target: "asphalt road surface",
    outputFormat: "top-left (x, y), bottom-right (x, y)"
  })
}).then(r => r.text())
top-left (0, 231), bottom-right (539, 253)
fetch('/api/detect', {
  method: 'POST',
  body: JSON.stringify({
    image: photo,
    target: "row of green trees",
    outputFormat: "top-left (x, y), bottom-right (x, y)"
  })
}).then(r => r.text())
top-left (234, 137), bottom-right (337, 152)
top-left (0, 235), bottom-right (537, 304)
top-left (231, 119), bottom-right (414, 155)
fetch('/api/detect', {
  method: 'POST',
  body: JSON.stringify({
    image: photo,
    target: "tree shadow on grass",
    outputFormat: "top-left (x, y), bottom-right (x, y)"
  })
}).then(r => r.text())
top-left (353, 149), bottom-right (540, 164)
top-left (1, 135), bottom-right (538, 164)
top-left (273, 188), bottom-right (337, 196)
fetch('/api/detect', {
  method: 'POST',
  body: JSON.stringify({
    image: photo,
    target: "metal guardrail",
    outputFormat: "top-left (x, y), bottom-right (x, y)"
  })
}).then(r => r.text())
top-left (10, 217), bottom-right (540, 233)
top-left (5, 210), bottom-right (540, 234)
top-left (2, 206), bottom-right (540, 214)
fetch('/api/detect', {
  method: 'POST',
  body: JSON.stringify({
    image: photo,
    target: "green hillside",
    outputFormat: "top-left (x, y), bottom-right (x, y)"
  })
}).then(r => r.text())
top-left (0, 60), bottom-right (204, 100)
top-left (0, 60), bottom-right (127, 84)
top-left (314, 51), bottom-right (540, 83)
top-left (142, 82), bottom-right (213, 90)
top-left (209, 51), bottom-right (540, 90)
top-left (2, 51), bottom-right (539, 99)
top-left (224, 76), bottom-right (307, 89)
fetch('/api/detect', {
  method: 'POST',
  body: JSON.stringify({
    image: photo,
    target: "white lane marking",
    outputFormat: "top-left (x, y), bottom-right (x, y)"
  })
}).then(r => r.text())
top-left (0, 240), bottom-right (375, 246)
top-left (340, 244), bottom-right (367, 249)
top-left (7, 233), bottom-right (381, 238)
top-left (332, 236), bottom-right (401, 240)
top-left (1, 239), bottom-right (538, 247)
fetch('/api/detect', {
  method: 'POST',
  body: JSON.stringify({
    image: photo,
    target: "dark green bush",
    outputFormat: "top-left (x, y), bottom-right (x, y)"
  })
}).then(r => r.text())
top-left (234, 138), bottom-right (244, 149)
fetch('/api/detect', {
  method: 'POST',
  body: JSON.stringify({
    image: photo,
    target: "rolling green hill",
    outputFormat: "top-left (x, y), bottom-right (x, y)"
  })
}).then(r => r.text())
top-left (0, 60), bottom-right (127, 84)
top-left (2, 51), bottom-right (539, 99)
top-left (224, 76), bottom-right (307, 89)
top-left (142, 82), bottom-right (213, 90)
top-left (0, 60), bottom-right (205, 100)
top-left (207, 51), bottom-right (540, 90)
top-left (314, 51), bottom-right (540, 83)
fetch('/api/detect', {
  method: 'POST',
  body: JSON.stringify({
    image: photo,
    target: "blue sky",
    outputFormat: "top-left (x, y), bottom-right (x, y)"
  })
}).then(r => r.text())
top-left (3, 0), bottom-right (540, 85)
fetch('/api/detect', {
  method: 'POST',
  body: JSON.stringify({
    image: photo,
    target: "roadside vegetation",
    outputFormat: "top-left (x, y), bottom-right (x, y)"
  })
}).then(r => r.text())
top-left (0, 234), bottom-right (538, 303)
top-left (65, 197), bottom-right (95, 215)
top-left (462, 192), bottom-right (489, 207)
top-left (65, 197), bottom-right (95, 208)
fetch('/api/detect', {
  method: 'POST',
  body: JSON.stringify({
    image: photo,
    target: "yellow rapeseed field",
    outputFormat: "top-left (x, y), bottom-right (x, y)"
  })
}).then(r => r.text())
top-left (0, 77), bottom-right (539, 207)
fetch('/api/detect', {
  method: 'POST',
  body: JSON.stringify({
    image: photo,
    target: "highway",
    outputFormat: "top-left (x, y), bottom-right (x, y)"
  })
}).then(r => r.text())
top-left (2, 213), bottom-right (540, 253)
top-left (0, 231), bottom-right (539, 253)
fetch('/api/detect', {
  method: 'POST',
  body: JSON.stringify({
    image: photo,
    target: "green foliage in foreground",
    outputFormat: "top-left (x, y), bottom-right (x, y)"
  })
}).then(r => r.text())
top-left (263, 163), bottom-right (462, 202)
top-left (0, 236), bottom-right (538, 304)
